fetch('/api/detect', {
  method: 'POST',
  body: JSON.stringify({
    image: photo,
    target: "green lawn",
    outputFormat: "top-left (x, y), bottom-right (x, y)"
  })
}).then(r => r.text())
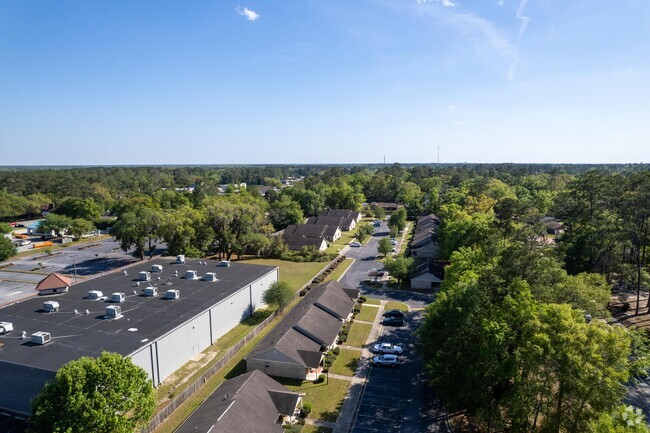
top-left (325, 230), bottom-right (358, 254)
top-left (329, 348), bottom-right (361, 376)
top-left (324, 258), bottom-right (353, 283)
top-left (243, 258), bottom-right (326, 291)
top-left (300, 425), bottom-right (333, 433)
top-left (355, 304), bottom-right (378, 322)
top-left (346, 322), bottom-right (372, 347)
top-left (384, 301), bottom-right (409, 312)
top-left (363, 298), bottom-right (381, 306)
top-left (279, 378), bottom-right (350, 423)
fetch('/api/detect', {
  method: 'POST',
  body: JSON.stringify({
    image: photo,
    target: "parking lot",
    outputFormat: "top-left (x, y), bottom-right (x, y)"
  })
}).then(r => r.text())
top-left (351, 310), bottom-right (449, 433)
top-left (0, 237), bottom-right (146, 306)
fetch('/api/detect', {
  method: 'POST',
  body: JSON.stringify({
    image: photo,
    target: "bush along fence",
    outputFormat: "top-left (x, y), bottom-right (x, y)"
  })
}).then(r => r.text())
top-left (140, 309), bottom-right (280, 433)
top-left (299, 255), bottom-right (347, 296)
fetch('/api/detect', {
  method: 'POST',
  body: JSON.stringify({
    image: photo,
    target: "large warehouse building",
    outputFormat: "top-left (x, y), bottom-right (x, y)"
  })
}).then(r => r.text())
top-left (0, 257), bottom-right (278, 414)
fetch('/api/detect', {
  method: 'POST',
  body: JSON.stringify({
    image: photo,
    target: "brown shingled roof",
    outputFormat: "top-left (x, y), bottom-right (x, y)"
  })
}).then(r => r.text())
top-left (35, 273), bottom-right (72, 292)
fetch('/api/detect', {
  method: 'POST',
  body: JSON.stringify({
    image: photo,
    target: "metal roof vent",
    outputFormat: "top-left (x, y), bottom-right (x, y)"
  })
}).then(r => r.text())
top-left (185, 270), bottom-right (198, 280)
top-left (204, 272), bottom-right (217, 282)
top-left (105, 305), bottom-right (122, 319)
top-left (151, 264), bottom-right (163, 273)
top-left (139, 271), bottom-right (151, 281)
top-left (176, 254), bottom-right (185, 264)
top-left (31, 331), bottom-right (51, 345)
top-left (166, 289), bottom-right (180, 300)
top-left (43, 301), bottom-right (59, 313)
top-left (144, 286), bottom-right (158, 297)
top-left (111, 292), bottom-right (125, 303)
top-left (88, 290), bottom-right (103, 300)
top-left (0, 322), bottom-right (13, 335)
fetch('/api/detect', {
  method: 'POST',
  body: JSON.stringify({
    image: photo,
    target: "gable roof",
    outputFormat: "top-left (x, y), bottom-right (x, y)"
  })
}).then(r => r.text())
top-left (285, 224), bottom-right (339, 239)
top-left (175, 370), bottom-right (301, 433)
top-left (319, 209), bottom-right (361, 220)
top-left (282, 234), bottom-right (327, 250)
top-left (35, 273), bottom-right (72, 292)
top-left (246, 280), bottom-right (357, 367)
top-left (412, 258), bottom-right (445, 281)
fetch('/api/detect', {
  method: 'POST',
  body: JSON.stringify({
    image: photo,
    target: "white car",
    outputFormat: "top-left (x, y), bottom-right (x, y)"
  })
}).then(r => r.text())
top-left (372, 354), bottom-right (400, 367)
top-left (372, 342), bottom-right (404, 355)
top-left (349, 242), bottom-right (361, 247)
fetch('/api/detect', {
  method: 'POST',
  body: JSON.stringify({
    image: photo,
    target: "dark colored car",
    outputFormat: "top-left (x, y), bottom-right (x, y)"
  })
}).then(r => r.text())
top-left (383, 316), bottom-right (404, 326)
top-left (383, 309), bottom-right (405, 319)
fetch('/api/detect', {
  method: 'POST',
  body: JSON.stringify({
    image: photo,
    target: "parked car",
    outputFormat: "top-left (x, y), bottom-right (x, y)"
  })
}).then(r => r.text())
top-left (372, 342), bottom-right (404, 354)
top-left (383, 316), bottom-right (405, 326)
top-left (349, 242), bottom-right (361, 247)
top-left (368, 269), bottom-right (386, 277)
top-left (390, 239), bottom-right (398, 245)
top-left (373, 221), bottom-right (381, 227)
top-left (372, 354), bottom-right (400, 367)
top-left (383, 309), bottom-right (405, 318)
top-left (14, 239), bottom-right (31, 246)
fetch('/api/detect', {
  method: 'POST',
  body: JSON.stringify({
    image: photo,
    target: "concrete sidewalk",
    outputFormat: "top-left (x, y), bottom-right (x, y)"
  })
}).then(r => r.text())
top-left (332, 300), bottom-right (386, 433)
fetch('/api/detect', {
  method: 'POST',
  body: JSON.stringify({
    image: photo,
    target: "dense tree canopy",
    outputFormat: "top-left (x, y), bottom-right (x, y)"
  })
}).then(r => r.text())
top-left (30, 352), bottom-right (155, 433)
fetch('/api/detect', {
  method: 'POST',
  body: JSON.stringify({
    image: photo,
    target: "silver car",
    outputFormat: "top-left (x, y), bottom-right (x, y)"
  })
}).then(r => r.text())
top-left (372, 354), bottom-right (400, 367)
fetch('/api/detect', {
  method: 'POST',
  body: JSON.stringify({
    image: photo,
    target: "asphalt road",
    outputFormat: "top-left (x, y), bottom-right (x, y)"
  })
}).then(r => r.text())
top-left (351, 311), bottom-right (448, 433)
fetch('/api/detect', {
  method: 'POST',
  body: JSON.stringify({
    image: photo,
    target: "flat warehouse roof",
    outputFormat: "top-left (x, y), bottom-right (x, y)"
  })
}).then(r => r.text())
top-left (0, 258), bottom-right (277, 373)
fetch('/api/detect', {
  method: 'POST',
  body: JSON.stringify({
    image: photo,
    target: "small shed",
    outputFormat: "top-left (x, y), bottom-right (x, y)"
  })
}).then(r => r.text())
top-left (36, 273), bottom-right (72, 296)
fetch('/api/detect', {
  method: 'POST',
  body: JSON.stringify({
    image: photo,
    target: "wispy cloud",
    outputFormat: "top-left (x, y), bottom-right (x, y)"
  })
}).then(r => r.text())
top-left (507, 0), bottom-right (530, 81)
top-left (416, 0), bottom-right (455, 7)
top-left (237, 7), bottom-right (260, 21)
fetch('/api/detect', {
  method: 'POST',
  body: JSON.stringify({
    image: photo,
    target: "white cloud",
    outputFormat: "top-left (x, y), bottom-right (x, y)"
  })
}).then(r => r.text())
top-left (238, 7), bottom-right (260, 21)
top-left (416, 0), bottom-right (455, 7)
top-left (452, 120), bottom-right (466, 127)
top-left (508, 0), bottom-right (530, 80)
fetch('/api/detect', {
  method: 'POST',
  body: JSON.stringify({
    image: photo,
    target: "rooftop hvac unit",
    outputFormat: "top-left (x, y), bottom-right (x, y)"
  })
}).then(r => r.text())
top-left (0, 321), bottom-right (13, 335)
top-left (105, 305), bottom-right (122, 319)
top-left (176, 254), bottom-right (185, 264)
top-left (218, 260), bottom-right (231, 267)
top-left (166, 289), bottom-right (180, 300)
top-left (31, 331), bottom-right (51, 345)
top-left (111, 292), bottom-right (125, 303)
top-left (144, 286), bottom-right (158, 297)
top-left (151, 264), bottom-right (163, 273)
top-left (204, 272), bottom-right (217, 282)
top-left (88, 290), bottom-right (103, 300)
top-left (139, 271), bottom-right (151, 281)
top-left (43, 301), bottom-right (60, 313)
top-left (185, 270), bottom-right (198, 280)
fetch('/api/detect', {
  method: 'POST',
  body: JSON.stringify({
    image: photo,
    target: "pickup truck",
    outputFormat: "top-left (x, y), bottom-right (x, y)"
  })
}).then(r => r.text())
top-left (372, 342), bottom-right (404, 355)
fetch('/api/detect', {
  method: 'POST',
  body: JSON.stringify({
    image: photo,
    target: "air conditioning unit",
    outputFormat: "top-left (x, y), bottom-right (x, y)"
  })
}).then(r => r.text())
top-left (88, 290), bottom-right (103, 300)
top-left (43, 301), bottom-right (60, 313)
top-left (151, 264), bottom-right (163, 273)
top-left (204, 272), bottom-right (217, 282)
top-left (31, 331), bottom-right (51, 345)
top-left (218, 260), bottom-right (231, 267)
top-left (105, 305), bottom-right (122, 319)
top-left (144, 286), bottom-right (158, 297)
top-left (139, 271), bottom-right (151, 281)
top-left (176, 254), bottom-right (185, 264)
top-left (185, 270), bottom-right (198, 280)
top-left (111, 292), bottom-right (125, 303)
top-left (166, 289), bottom-right (180, 300)
top-left (0, 322), bottom-right (13, 335)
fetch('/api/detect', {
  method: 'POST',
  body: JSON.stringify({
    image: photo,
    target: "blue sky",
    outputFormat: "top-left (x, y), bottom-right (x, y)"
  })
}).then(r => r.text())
top-left (1, 0), bottom-right (648, 165)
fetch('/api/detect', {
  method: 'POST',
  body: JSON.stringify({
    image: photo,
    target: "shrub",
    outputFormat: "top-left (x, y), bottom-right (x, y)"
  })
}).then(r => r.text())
top-left (299, 289), bottom-right (307, 297)
top-left (302, 403), bottom-right (312, 415)
top-left (333, 347), bottom-right (341, 356)
top-left (338, 334), bottom-right (347, 344)
top-left (319, 374), bottom-right (326, 382)
top-left (359, 296), bottom-right (367, 303)
top-left (353, 306), bottom-right (361, 314)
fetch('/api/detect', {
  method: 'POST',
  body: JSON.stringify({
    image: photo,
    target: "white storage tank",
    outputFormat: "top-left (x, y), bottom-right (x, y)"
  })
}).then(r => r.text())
top-left (111, 292), bottom-right (125, 303)
top-left (166, 289), bottom-right (180, 300)
top-left (88, 290), bottom-right (103, 300)
top-left (139, 271), bottom-right (151, 281)
top-left (43, 301), bottom-right (60, 313)
top-left (151, 264), bottom-right (163, 273)
top-left (0, 322), bottom-right (13, 335)
top-left (204, 272), bottom-right (217, 282)
top-left (144, 286), bottom-right (158, 297)
top-left (105, 305), bottom-right (122, 319)
top-left (31, 331), bottom-right (51, 345)
top-left (185, 270), bottom-right (198, 280)
top-left (176, 254), bottom-right (185, 264)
